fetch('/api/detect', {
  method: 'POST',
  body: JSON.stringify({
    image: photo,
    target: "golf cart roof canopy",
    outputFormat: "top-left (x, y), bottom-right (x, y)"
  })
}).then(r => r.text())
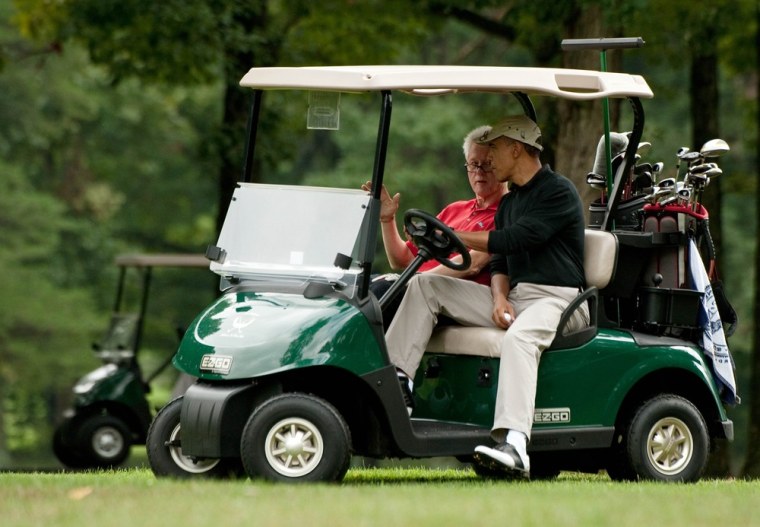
top-left (239, 65), bottom-right (653, 100)
top-left (114, 254), bottom-right (209, 268)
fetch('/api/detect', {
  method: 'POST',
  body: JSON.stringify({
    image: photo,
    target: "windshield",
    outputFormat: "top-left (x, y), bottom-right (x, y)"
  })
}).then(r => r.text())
top-left (210, 183), bottom-right (370, 287)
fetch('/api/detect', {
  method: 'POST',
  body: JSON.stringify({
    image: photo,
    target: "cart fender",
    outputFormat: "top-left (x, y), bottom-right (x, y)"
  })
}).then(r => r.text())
top-left (595, 342), bottom-right (728, 427)
top-left (179, 382), bottom-right (260, 458)
top-left (173, 290), bottom-right (386, 380)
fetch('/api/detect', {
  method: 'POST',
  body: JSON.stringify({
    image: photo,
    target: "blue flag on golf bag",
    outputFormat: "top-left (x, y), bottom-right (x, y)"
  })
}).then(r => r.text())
top-left (689, 240), bottom-right (738, 405)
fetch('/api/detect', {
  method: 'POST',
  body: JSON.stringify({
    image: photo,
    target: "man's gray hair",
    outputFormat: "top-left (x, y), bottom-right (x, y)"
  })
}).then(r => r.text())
top-left (463, 125), bottom-right (492, 158)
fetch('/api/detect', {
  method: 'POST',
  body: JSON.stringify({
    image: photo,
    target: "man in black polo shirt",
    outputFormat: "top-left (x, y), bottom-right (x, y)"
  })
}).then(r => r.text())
top-left (385, 115), bottom-right (588, 478)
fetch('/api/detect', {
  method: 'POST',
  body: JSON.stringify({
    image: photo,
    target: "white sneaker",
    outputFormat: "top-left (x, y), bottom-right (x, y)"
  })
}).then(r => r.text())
top-left (473, 442), bottom-right (530, 477)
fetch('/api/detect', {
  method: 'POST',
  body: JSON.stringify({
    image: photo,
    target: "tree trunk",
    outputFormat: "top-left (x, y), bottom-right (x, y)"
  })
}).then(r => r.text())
top-left (555, 4), bottom-right (620, 219)
top-left (690, 50), bottom-right (722, 254)
top-left (216, 81), bottom-right (253, 234)
top-left (215, 0), bottom-right (279, 234)
top-left (689, 25), bottom-right (731, 478)
top-left (741, 4), bottom-right (760, 479)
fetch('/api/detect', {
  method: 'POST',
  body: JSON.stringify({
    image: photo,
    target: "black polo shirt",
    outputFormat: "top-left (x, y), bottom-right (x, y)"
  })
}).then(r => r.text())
top-left (488, 165), bottom-right (585, 289)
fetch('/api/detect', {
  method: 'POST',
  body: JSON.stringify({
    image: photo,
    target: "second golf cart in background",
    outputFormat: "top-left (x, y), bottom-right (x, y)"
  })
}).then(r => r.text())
top-left (53, 253), bottom-right (208, 469)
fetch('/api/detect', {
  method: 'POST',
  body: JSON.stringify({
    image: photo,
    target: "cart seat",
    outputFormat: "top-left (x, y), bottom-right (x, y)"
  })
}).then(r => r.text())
top-left (426, 229), bottom-right (618, 357)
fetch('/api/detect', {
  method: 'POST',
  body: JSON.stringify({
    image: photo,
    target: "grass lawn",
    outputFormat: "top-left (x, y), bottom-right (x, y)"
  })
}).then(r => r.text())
top-left (1, 463), bottom-right (757, 527)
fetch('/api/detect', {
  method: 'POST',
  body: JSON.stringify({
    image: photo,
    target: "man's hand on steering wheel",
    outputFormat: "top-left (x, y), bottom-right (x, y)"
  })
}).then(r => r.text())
top-left (403, 209), bottom-right (471, 271)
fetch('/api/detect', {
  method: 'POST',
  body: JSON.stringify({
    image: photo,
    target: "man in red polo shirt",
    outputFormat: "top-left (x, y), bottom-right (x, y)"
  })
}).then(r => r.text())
top-left (364, 125), bottom-right (507, 328)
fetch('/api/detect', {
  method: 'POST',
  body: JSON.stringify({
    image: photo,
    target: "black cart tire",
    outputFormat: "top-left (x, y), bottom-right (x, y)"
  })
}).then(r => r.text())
top-left (76, 415), bottom-right (132, 468)
top-left (146, 397), bottom-right (242, 478)
top-left (606, 430), bottom-right (637, 482)
top-left (52, 423), bottom-right (89, 469)
top-left (605, 455), bottom-right (637, 482)
top-left (240, 393), bottom-right (351, 482)
top-left (529, 455), bottom-right (561, 481)
top-left (625, 395), bottom-right (709, 482)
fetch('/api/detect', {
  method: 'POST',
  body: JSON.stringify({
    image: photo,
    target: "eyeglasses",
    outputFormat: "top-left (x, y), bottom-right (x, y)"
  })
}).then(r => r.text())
top-left (464, 162), bottom-right (493, 173)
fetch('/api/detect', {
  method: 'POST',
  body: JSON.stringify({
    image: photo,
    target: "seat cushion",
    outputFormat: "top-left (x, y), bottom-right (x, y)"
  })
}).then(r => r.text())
top-left (426, 326), bottom-right (505, 357)
top-left (425, 230), bottom-right (616, 358)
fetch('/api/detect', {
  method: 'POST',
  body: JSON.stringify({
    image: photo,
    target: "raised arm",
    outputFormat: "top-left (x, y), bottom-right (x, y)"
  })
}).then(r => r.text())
top-left (362, 181), bottom-right (414, 270)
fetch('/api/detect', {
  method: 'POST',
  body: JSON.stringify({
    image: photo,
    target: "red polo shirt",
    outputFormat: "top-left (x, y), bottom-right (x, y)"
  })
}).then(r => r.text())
top-left (406, 198), bottom-right (497, 285)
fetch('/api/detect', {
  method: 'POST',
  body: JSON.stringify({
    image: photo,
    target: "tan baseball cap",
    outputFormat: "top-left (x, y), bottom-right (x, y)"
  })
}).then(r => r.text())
top-left (477, 115), bottom-right (543, 151)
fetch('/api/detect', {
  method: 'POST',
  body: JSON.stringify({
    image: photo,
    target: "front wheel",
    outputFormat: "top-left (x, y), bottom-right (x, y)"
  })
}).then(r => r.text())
top-left (240, 393), bottom-right (351, 482)
top-left (624, 395), bottom-right (709, 482)
top-left (146, 397), bottom-right (242, 478)
top-left (76, 415), bottom-right (132, 468)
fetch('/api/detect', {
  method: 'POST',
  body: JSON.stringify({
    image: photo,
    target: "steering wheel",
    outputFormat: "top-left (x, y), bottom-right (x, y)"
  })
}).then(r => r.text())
top-left (403, 209), bottom-right (471, 271)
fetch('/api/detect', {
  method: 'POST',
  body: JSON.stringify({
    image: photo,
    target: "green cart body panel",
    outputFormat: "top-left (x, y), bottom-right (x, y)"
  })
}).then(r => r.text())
top-left (73, 366), bottom-right (152, 418)
top-left (175, 287), bottom-right (725, 434)
top-left (412, 328), bottom-right (724, 429)
top-left (173, 290), bottom-right (386, 380)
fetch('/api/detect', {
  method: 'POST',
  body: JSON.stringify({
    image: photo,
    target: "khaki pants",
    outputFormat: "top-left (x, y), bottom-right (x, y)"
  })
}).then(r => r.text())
top-left (385, 274), bottom-right (589, 441)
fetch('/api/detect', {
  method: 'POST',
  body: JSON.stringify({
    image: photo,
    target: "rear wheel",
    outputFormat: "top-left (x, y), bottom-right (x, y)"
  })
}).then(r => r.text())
top-left (623, 395), bottom-right (709, 482)
top-left (529, 455), bottom-right (561, 481)
top-left (52, 423), bottom-right (89, 469)
top-left (240, 393), bottom-right (351, 482)
top-left (606, 432), bottom-right (637, 481)
top-left (606, 455), bottom-right (636, 482)
top-left (147, 397), bottom-right (242, 478)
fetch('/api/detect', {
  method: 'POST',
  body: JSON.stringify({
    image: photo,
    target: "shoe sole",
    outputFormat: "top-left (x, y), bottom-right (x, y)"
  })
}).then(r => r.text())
top-left (473, 448), bottom-right (530, 478)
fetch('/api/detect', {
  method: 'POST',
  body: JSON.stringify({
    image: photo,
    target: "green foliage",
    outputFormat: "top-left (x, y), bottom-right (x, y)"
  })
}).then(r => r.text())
top-left (14, 0), bottom-right (222, 83)
top-left (14, 0), bottom-right (434, 80)
top-left (0, 164), bottom-right (100, 378)
top-left (280, 0), bottom-right (429, 66)
top-left (630, 0), bottom-right (754, 66)
top-left (0, 164), bottom-right (102, 458)
top-left (3, 390), bottom-right (49, 452)
top-left (0, 4), bottom-right (220, 462)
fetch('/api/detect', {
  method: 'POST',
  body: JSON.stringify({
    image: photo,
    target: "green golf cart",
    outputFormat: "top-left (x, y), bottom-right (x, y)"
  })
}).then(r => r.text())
top-left (53, 253), bottom-right (208, 469)
top-left (146, 64), bottom-right (735, 482)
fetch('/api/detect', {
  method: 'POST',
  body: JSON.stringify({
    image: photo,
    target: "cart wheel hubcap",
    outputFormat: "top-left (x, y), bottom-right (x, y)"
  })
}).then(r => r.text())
top-left (646, 417), bottom-right (693, 476)
top-left (265, 417), bottom-right (324, 477)
top-left (92, 426), bottom-right (125, 459)
top-left (168, 423), bottom-right (221, 474)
